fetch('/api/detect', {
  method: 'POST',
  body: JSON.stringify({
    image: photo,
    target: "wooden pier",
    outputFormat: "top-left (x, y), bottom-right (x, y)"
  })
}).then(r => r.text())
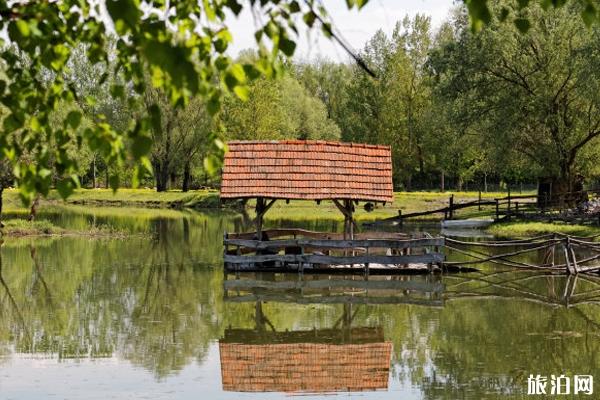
top-left (224, 228), bottom-right (445, 274)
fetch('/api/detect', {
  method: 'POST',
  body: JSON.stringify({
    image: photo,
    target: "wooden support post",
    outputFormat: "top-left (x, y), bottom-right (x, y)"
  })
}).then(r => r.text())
top-left (398, 209), bottom-right (403, 226)
top-left (449, 194), bottom-right (454, 220)
top-left (515, 202), bottom-right (519, 216)
top-left (478, 190), bottom-right (482, 211)
top-left (564, 237), bottom-right (576, 274)
top-left (299, 243), bottom-right (304, 274)
top-left (507, 188), bottom-right (511, 221)
top-left (365, 247), bottom-right (370, 278)
top-left (255, 197), bottom-right (264, 241)
top-left (254, 197), bottom-right (276, 241)
top-left (495, 199), bottom-right (499, 221)
top-left (332, 199), bottom-right (355, 241)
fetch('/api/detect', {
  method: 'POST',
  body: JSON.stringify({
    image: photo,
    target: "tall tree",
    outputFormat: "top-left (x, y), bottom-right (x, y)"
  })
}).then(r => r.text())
top-left (434, 2), bottom-right (600, 194)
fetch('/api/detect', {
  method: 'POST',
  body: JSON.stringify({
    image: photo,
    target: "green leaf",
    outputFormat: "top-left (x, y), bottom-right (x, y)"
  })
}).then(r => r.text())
top-left (226, 0), bottom-right (242, 15)
top-left (66, 110), bottom-right (82, 129)
top-left (203, 0), bottom-right (216, 21)
top-left (132, 134), bottom-right (153, 158)
top-left (233, 85), bottom-right (249, 101)
top-left (148, 104), bottom-right (162, 135)
top-left (465, 0), bottom-right (491, 32)
top-left (514, 18), bottom-right (531, 33)
top-left (289, 1), bottom-right (301, 13)
top-left (242, 64), bottom-right (261, 80)
top-left (207, 93), bottom-right (221, 115)
top-left (279, 36), bottom-right (296, 57)
top-left (3, 115), bottom-right (23, 132)
top-left (582, 4), bottom-right (597, 27)
top-left (56, 178), bottom-right (75, 199)
top-left (203, 154), bottom-right (221, 176)
top-left (110, 84), bottom-right (125, 98)
top-left (303, 11), bottom-right (316, 28)
top-left (106, 0), bottom-right (141, 35)
top-left (15, 20), bottom-right (30, 37)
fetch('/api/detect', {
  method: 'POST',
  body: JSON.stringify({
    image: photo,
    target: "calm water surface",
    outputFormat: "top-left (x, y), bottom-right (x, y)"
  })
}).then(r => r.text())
top-left (0, 206), bottom-right (599, 400)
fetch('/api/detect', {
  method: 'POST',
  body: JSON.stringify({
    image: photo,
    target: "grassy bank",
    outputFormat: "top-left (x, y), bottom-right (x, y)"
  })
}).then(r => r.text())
top-left (256, 190), bottom-right (517, 222)
top-left (487, 221), bottom-right (600, 238)
top-left (3, 188), bottom-right (221, 211)
top-left (3, 188), bottom-right (519, 217)
top-left (1, 219), bottom-right (131, 238)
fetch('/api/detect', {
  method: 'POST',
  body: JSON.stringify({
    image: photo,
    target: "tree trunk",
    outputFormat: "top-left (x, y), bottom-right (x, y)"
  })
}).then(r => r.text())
top-left (92, 155), bottom-right (96, 189)
top-left (0, 187), bottom-right (4, 227)
top-left (182, 161), bottom-right (191, 192)
top-left (28, 195), bottom-right (40, 222)
top-left (440, 170), bottom-right (445, 192)
top-left (484, 173), bottom-right (487, 193)
top-left (155, 160), bottom-right (170, 192)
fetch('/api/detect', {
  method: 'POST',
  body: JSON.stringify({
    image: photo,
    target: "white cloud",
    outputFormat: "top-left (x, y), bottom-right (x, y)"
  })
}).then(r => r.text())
top-left (226, 0), bottom-right (455, 62)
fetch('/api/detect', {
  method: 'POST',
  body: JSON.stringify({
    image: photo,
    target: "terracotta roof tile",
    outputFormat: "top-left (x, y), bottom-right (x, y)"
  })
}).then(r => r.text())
top-left (221, 140), bottom-right (393, 202)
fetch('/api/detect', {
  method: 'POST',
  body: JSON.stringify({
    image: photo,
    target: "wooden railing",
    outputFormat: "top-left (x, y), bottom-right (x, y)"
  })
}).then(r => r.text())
top-left (367, 188), bottom-right (600, 226)
top-left (223, 229), bottom-right (445, 273)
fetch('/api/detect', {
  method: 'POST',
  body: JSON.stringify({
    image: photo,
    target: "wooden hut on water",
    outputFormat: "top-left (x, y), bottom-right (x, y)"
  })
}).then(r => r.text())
top-left (221, 140), bottom-right (394, 239)
top-left (221, 140), bottom-right (445, 273)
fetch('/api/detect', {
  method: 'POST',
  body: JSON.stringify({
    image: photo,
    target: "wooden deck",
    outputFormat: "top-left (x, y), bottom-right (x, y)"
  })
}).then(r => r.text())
top-left (223, 229), bottom-right (446, 274)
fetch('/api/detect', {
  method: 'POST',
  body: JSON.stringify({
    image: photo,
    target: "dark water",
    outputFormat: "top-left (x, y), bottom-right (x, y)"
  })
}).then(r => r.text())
top-left (1, 206), bottom-right (599, 399)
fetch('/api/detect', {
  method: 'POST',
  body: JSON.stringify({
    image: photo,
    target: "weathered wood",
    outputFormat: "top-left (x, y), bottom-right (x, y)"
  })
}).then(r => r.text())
top-left (224, 253), bottom-right (444, 265)
top-left (224, 237), bottom-right (445, 250)
top-left (228, 228), bottom-right (409, 241)
top-left (223, 278), bottom-right (445, 293)
top-left (224, 293), bottom-right (444, 307)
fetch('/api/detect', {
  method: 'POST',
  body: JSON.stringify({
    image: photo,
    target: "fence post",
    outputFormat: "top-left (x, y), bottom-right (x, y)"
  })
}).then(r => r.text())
top-left (495, 199), bottom-right (499, 221)
top-left (449, 194), bottom-right (454, 220)
top-left (478, 190), bottom-right (482, 211)
top-left (507, 187), bottom-right (511, 221)
top-left (398, 209), bottom-right (403, 227)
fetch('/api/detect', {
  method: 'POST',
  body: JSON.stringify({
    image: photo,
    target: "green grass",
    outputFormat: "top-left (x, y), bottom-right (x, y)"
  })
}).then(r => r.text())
top-left (487, 221), bottom-right (600, 238)
top-left (255, 190), bottom-right (522, 222)
top-left (1, 218), bottom-right (131, 237)
top-left (2, 188), bottom-right (221, 211)
top-left (2, 188), bottom-right (527, 221)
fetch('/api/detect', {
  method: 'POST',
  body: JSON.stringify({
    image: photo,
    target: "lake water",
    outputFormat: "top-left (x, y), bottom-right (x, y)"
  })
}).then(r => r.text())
top-left (1, 206), bottom-right (599, 399)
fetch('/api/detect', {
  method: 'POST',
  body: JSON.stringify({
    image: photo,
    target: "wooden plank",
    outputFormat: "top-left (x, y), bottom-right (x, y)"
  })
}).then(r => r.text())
top-left (224, 237), bottom-right (445, 250)
top-left (224, 293), bottom-right (444, 307)
top-left (223, 252), bottom-right (444, 265)
top-left (223, 278), bottom-right (445, 293)
top-left (227, 228), bottom-right (409, 240)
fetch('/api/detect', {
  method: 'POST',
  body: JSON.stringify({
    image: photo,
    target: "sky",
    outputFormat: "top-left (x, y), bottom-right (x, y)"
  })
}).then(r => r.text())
top-left (226, 0), bottom-right (456, 62)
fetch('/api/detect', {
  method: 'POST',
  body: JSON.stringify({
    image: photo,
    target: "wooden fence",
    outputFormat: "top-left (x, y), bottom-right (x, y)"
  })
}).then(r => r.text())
top-left (223, 228), bottom-right (445, 274)
top-left (366, 188), bottom-right (600, 226)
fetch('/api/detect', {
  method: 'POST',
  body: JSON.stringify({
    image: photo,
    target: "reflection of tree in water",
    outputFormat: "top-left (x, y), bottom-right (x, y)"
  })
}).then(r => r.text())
top-left (0, 212), bottom-right (238, 378)
top-left (3, 210), bottom-right (600, 394)
top-left (222, 272), bottom-right (600, 398)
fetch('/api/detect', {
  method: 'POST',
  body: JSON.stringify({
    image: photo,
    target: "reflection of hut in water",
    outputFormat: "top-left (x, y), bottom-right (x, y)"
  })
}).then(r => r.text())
top-left (219, 302), bottom-right (392, 393)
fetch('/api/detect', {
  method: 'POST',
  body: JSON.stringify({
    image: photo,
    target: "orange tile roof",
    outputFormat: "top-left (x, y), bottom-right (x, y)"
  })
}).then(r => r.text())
top-left (220, 140), bottom-right (394, 202)
top-left (219, 342), bottom-right (392, 393)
